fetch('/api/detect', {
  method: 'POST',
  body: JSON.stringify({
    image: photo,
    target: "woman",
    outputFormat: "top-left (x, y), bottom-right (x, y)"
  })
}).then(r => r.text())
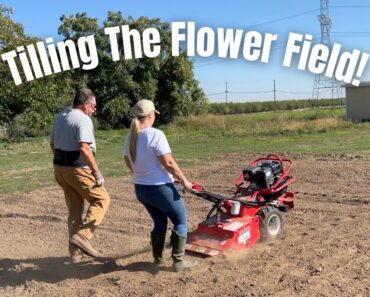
top-left (123, 99), bottom-right (197, 272)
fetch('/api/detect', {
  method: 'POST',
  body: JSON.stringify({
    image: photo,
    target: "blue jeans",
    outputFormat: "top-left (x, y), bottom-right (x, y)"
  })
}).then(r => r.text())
top-left (134, 183), bottom-right (187, 237)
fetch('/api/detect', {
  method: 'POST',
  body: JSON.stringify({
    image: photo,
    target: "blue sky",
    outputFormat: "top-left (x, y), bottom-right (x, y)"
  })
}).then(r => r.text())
top-left (2, 0), bottom-right (370, 102)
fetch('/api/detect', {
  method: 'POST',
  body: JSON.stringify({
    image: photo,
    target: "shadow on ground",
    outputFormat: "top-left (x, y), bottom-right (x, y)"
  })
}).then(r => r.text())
top-left (0, 255), bottom-right (171, 287)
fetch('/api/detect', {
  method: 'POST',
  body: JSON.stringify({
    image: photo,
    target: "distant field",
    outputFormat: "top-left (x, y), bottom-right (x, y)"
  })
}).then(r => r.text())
top-left (1, 107), bottom-right (369, 194)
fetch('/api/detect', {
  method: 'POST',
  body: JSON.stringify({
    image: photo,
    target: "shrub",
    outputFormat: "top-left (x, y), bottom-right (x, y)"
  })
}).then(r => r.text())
top-left (101, 97), bottom-right (131, 129)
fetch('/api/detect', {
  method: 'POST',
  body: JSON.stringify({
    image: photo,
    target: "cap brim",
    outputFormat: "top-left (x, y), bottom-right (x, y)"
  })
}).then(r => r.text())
top-left (154, 109), bottom-right (160, 114)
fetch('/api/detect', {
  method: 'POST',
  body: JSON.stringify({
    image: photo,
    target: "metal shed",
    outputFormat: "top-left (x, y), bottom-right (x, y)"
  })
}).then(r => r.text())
top-left (344, 81), bottom-right (370, 121)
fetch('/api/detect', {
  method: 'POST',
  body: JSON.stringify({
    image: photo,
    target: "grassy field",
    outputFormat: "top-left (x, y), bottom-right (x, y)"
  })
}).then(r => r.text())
top-left (1, 107), bottom-right (370, 194)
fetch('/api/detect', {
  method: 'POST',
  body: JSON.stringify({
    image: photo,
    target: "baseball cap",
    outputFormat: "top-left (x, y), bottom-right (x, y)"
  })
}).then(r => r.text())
top-left (134, 99), bottom-right (160, 116)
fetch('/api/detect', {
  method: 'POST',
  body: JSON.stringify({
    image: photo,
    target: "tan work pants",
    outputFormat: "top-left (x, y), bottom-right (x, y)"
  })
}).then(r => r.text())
top-left (54, 165), bottom-right (110, 244)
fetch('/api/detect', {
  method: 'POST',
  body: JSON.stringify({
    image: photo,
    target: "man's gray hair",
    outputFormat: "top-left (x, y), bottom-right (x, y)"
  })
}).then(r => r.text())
top-left (73, 89), bottom-right (95, 107)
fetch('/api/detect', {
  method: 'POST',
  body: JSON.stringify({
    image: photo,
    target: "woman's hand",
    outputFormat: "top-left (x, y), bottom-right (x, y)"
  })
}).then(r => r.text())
top-left (182, 179), bottom-right (193, 190)
top-left (159, 154), bottom-right (193, 190)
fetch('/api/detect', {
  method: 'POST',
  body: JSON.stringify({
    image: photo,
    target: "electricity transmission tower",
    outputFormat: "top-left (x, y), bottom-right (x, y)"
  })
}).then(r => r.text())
top-left (312, 0), bottom-right (343, 105)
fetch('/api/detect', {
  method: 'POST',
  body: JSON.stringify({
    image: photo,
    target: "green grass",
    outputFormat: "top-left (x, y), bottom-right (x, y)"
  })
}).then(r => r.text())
top-left (1, 107), bottom-right (370, 194)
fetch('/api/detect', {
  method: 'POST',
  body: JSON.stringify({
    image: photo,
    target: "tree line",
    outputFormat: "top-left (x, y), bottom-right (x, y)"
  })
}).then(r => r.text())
top-left (0, 5), bottom-right (207, 140)
top-left (207, 98), bottom-right (344, 115)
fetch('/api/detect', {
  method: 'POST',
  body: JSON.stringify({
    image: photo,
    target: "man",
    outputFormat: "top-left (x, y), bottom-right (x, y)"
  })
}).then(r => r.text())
top-left (50, 88), bottom-right (110, 263)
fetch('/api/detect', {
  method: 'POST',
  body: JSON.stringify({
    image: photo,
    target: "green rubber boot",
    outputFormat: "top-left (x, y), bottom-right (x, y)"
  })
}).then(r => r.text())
top-left (171, 231), bottom-right (198, 272)
top-left (151, 232), bottom-right (166, 266)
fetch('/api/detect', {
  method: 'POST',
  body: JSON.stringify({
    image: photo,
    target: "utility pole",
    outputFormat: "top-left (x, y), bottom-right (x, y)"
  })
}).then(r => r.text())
top-left (225, 81), bottom-right (228, 103)
top-left (312, 0), bottom-right (343, 106)
top-left (273, 80), bottom-right (276, 110)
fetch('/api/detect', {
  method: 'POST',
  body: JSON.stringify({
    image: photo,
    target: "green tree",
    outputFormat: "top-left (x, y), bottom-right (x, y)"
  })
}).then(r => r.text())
top-left (0, 5), bottom-right (73, 139)
top-left (58, 12), bottom-right (207, 127)
top-left (0, 7), bottom-right (207, 138)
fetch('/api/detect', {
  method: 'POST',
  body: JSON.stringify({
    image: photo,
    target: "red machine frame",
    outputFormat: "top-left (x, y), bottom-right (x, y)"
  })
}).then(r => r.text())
top-left (186, 154), bottom-right (296, 256)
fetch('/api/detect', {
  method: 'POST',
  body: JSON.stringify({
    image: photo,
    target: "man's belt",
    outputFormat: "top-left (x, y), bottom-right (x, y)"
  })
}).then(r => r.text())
top-left (53, 149), bottom-right (86, 167)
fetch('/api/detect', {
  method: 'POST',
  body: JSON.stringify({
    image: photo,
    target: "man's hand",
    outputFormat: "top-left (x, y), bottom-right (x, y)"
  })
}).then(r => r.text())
top-left (93, 170), bottom-right (105, 186)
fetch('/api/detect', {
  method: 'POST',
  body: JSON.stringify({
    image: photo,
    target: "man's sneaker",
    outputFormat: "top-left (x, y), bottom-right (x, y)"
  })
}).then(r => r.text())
top-left (69, 233), bottom-right (98, 258)
top-left (69, 244), bottom-right (83, 263)
top-left (70, 252), bottom-right (83, 263)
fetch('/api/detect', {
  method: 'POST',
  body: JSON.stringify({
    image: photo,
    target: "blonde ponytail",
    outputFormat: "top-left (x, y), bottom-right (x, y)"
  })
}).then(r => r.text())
top-left (129, 117), bottom-right (141, 162)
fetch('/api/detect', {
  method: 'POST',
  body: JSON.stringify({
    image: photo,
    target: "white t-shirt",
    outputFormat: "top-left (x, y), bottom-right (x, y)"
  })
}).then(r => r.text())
top-left (124, 127), bottom-right (174, 185)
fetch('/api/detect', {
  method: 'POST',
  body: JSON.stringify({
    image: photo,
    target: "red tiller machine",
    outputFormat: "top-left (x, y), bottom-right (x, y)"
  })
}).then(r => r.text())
top-left (185, 154), bottom-right (296, 256)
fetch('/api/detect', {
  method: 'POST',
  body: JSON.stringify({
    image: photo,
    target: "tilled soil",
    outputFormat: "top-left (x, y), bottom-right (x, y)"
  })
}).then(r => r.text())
top-left (0, 154), bottom-right (369, 297)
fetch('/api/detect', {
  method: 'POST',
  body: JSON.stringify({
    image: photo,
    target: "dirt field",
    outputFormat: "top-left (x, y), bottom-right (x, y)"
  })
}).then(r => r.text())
top-left (0, 154), bottom-right (369, 297)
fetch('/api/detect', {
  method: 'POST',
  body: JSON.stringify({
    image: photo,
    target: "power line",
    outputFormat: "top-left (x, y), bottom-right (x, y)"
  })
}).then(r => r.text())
top-left (229, 91), bottom-right (272, 94)
top-left (194, 30), bottom-right (370, 67)
top-left (192, 1), bottom-right (370, 66)
top-left (206, 89), bottom-right (312, 96)
top-left (331, 31), bottom-right (370, 37)
top-left (196, 2), bottom-right (370, 99)
top-left (206, 91), bottom-right (225, 96)
top-left (195, 59), bottom-right (230, 67)
top-left (247, 8), bottom-right (318, 29)
top-left (191, 8), bottom-right (319, 67)
top-left (331, 4), bottom-right (370, 8)
top-left (277, 90), bottom-right (312, 94)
